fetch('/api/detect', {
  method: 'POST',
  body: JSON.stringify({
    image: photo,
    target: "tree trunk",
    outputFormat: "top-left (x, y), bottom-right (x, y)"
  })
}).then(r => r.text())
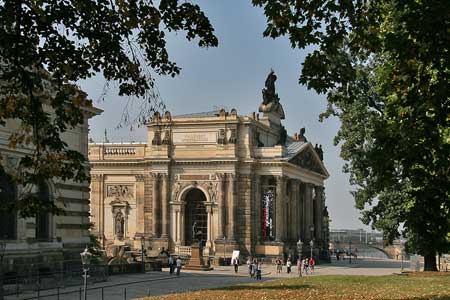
top-left (423, 253), bottom-right (437, 271)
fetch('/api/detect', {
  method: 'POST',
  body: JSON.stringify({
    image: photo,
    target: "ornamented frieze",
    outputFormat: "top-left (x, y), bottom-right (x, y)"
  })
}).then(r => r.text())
top-left (107, 185), bottom-right (134, 198)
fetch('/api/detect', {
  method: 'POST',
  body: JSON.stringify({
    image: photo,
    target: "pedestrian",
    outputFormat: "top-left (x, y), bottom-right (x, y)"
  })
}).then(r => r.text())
top-left (168, 255), bottom-right (174, 275)
top-left (233, 257), bottom-right (239, 273)
top-left (309, 257), bottom-right (315, 273)
top-left (286, 257), bottom-right (292, 274)
top-left (247, 257), bottom-right (252, 277)
top-left (276, 257), bottom-right (282, 273)
top-left (297, 257), bottom-right (302, 277)
top-left (176, 256), bottom-right (182, 276)
top-left (256, 260), bottom-right (262, 280)
top-left (303, 258), bottom-right (309, 275)
top-left (252, 259), bottom-right (257, 278)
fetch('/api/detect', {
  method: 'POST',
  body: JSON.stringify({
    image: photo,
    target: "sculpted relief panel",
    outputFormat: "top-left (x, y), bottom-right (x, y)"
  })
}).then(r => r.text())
top-left (172, 131), bottom-right (217, 144)
top-left (107, 185), bottom-right (134, 199)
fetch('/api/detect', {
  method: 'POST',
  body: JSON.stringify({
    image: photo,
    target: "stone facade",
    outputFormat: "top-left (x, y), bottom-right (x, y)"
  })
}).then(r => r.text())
top-left (0, 100), bottom-right (101, 275)
top-left (89, 95), bottom-right (330, 259)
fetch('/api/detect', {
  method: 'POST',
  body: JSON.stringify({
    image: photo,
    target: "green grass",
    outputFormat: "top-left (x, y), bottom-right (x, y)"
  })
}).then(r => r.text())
top-left (139, 273), bottom-right (450, 300)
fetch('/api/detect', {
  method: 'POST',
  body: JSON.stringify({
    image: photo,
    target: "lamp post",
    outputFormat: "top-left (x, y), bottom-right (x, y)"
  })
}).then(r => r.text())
top-left (400, 239), bottom-right (405, 272)
top-left (297, 239), bottom-right (303, 277)
top-left (222, 236), bottom-right (226, 264)
top-left (80, 246), bottom-right (92, 300)
top-left (140, 236), bottom-right (145, 273)
top-left (349, 240), bottom-right (352, 264)
top-left (309, 240), bottom-right (314, 259)
top-left (309, 225), bottom-right (314, 259)
top-left (0, 242), bottom-right (6, 300)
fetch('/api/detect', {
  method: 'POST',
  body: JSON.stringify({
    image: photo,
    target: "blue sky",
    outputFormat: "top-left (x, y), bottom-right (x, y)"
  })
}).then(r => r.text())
top-left (80, 0), bottom-right (370, 230)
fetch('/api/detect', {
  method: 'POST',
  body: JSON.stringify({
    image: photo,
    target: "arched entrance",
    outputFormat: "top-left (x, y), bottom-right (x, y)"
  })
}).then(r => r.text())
top-left (184, 188), bottom-right (207, 246)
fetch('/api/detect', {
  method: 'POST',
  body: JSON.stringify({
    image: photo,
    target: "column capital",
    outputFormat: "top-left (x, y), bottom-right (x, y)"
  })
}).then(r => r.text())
top-left (135, 174), bottom-right (148, 182)
top-left (215, 173), bottom-right (226, 180)
top-left (91, 174), bottom-right (103, 182)
top-left (226, 173), bottom-right (236, 181)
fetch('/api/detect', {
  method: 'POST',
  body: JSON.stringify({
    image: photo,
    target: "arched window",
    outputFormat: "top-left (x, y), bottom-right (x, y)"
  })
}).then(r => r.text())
top-left (0, 170), bottom-right (17, 239)
top-left (35, 181), bottom-right (51, 241)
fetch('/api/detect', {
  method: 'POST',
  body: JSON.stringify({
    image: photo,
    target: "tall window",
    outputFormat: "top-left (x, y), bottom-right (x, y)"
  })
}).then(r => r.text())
top-left (0, 170), bottom-right (17, 239)
top-left (36, 181), bottom-right (51, 241)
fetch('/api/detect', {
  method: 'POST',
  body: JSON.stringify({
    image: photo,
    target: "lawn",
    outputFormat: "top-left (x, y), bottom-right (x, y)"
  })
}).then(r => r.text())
top-left (138, 273), bottom-right (450, 300)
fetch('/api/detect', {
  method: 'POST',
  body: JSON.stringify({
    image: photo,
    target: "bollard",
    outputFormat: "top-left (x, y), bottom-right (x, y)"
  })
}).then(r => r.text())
top-left (57, 287), bottom-right (60, 300)
top-left (102, 287), bottom-right (104, 300)
top-left (79, 286), bottom-right (82, 300)
top-left (37, 288), bottom-right (40, 300)
top-left (124, 287), bottom-right (127, 300)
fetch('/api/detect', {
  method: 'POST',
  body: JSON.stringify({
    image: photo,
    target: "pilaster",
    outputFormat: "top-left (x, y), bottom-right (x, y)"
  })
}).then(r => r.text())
top-left (275, 175), bottom-right (286, 242)
top-left (227, 173), bottom-right (236, 240)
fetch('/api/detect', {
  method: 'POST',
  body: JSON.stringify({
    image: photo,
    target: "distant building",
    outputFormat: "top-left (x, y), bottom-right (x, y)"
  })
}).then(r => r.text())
top-left (89, 72), bottom-right (330, 259)
top-left (330, 228), bottom-right (383, 244)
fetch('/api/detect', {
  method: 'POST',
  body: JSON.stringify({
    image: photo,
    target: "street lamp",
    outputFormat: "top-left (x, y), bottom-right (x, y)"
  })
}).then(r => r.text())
top-left (222, 236), bottom-right (227, 264)
top-left (309, 239), bottom-right (314, 259)
top-left (80, 246), bottom-right (92, 300)
top-left (349, 240), bottom-right (352, 264)
top-left (400, 239), bottom-right (405, 272)
top-left (297, 239), bottom-right (303, 277)
top-left (0, 242), bottom-right (6, 300)
top-left (140, 236), bottom-right (145, 273)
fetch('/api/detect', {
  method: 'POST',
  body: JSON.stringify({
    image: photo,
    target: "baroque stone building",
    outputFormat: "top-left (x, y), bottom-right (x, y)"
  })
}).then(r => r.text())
top-left (89, 73), bottom-right (329, 258)
top-left (0, 91), bottom-right (101, 274)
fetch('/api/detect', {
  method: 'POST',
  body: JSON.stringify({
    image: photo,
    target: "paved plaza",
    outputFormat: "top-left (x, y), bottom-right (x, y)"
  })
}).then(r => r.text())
top-left (6, 258), bottom-right (409, 300)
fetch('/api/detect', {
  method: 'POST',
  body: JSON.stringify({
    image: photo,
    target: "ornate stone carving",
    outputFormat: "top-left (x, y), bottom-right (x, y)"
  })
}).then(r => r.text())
top-left (218, 129), bottom-right (226, 144)
top-left (254, 130), bottom-right (264, 147)
top-left (290, 149), bottom-right (323, 174)
top-left (91, 174), bottom-right (103, 182)
top-left (107, 185), bottom-right (134, 198)
top-left (152, 130), bottom-right (162, 145)
top-left (277, 126), bottom-right (287, 145)
top-left (162, 130), bottom-right (171, 145)
top-left (228, 128), bottom-right (237, 144)
top-left (172, 181), bottom-right (182, 201)
top-left (135, 174), bottom-right (147, 182)
top-left (204, 181), bottom-right (218, 202)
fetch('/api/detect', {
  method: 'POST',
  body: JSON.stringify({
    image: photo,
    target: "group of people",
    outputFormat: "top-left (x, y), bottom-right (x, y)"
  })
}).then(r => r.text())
top-left (276, 256), bottom-right (315, 276)
top-left (167, 255), bottom-right (183, 276)
top-left (246, 258), bottom-right (263, 280)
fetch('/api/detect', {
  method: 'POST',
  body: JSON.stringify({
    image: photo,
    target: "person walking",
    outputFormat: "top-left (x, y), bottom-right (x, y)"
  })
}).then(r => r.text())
top-left (247, 257), bottom-right (253, 277)
top-left (303, 258), bottom-right (309, 275)
top-left (276, 257), bottom-right (282, 273)
top-left (256, 261), bottom-right (262, 280)
top-left (286, 257), bottom-right (292, 274)
top-left (233, 257), bottom-right (239, 273)
top-left (297, 257), bottom-right (302, 277)
top-left (176, 256), bottom-right (182, 276)
top-left (168, 255), bottom-right (174, 275)
top-left (309, 257), bottom-right (315, 273)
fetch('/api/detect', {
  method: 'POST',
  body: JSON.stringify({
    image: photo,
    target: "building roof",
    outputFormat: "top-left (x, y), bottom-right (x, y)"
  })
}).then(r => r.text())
top-left (283, 141), bottom-right (308, 160)
top-left (174, 110), bottom-right (221, 118)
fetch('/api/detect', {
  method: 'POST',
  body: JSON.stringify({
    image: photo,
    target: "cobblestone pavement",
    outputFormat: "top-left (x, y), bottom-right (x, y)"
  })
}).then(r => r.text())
top-left (6, 258), bottom-right (409, 300)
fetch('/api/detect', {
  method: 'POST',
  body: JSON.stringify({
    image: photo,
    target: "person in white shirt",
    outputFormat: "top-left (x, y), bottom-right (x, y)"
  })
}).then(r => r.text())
top-left (176, 257), bottom-right (182, 276)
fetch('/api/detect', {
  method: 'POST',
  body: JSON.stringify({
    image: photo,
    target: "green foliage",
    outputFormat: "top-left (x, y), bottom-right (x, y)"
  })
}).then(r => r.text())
top-left (254, 0), bottom-right (450, 270)
top-left (0, 0), bottom-right (217, 217)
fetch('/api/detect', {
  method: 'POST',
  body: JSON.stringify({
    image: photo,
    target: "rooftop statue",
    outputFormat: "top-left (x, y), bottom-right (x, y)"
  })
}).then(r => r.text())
top-left (259, 69), bottom-right (285, 119)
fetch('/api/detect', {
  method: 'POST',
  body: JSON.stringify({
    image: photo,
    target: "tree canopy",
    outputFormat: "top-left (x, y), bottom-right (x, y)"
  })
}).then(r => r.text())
top-left (0, 0), bottom-right (217, 218)
top-left (253, 0), bottom-right (450, 270)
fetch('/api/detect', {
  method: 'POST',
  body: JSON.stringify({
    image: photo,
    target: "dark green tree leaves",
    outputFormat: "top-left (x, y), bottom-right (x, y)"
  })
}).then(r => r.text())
top-left (254, 0), bottom-right (450, 271)
top-left (0, 0), bottom-right (217, 218)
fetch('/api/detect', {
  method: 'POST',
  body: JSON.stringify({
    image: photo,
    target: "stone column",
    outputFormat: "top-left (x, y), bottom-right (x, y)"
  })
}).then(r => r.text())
top-left (275, 176), bottom-right (286, 242)
top-left (216, 173), bottom-right (226, 238)
top-left (254, 175), bottom-right (261, 242)
top-left (90, 174), bottom-right (103, 240)
top-left (161, 174), bottom-right (169, 238)
top-left (304, 183), bottom-right (314, 241)
top-left (150, 173), bottom-right (159, 237)
top-left (314, 186), bottom-right (324, 242)
top-left (294, 180), bottom-right (301, 240)
top-left (227, 174), bottom-right (236, 240)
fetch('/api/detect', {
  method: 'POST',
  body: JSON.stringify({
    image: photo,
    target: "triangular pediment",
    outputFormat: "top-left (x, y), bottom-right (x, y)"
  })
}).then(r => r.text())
top-left (287, 145), bottom-right (329, 177)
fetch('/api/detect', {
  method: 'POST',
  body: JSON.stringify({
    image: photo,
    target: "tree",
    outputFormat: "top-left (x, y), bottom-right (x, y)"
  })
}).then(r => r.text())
top-left (253, 0), bottom-right (450, 271)
top-left (0, 0), bottom-right (217, 218)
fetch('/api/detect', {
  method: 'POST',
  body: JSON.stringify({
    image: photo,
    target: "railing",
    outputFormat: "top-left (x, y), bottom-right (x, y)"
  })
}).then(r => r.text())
top-left (103, 147), bottom-right (136, 156)
top-left (175, 246), bottom-right (192, 257)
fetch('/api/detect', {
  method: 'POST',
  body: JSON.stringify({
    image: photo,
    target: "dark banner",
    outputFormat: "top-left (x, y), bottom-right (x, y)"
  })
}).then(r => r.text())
top-left (262, 188), bottom-right (274, 240)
